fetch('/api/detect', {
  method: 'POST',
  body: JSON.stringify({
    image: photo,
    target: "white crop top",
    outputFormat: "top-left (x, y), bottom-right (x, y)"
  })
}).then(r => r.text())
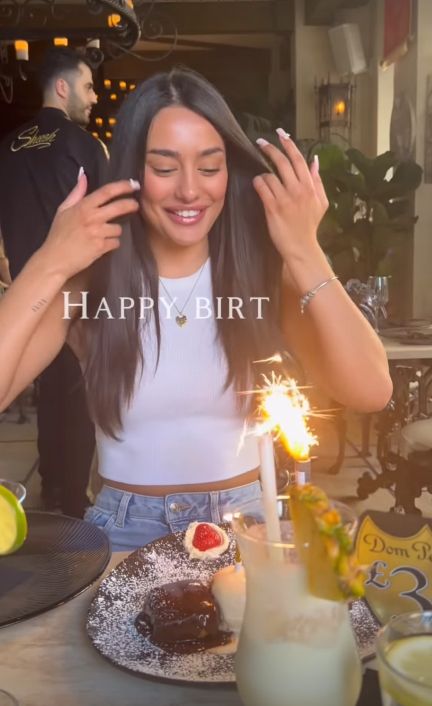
top-left (96, 259), bottom-right (259, 485)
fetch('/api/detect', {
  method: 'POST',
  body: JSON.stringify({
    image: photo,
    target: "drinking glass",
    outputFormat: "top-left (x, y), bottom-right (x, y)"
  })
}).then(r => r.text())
top-left (377, 612), bottom-right (432, 706)
top-left (0, 480), bottom-right (26, 504)
top-left (0, 690), bottom-right (19, 706)
top-left (368, 275), bottom-right (390, 331)
top-left (231, 495), bottom-right (362, 706)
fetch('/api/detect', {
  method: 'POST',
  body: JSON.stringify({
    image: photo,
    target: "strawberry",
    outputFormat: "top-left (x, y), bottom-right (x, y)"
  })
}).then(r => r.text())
top-left (192, 523), bottom-right (222, 551)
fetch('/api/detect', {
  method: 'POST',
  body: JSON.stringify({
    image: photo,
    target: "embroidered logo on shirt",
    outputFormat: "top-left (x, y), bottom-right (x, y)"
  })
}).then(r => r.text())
top-left (10, 126), bottom-right (59, 152)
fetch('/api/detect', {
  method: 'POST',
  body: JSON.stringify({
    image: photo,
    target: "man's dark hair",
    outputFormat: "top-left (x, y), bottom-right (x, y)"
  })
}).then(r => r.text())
top-left (37, 47), bottom-right (93, 95)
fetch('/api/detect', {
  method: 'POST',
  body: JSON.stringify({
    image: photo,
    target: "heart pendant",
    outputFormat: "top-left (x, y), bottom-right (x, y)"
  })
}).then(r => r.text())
top-left (176, 314), bottom-right (187, 327)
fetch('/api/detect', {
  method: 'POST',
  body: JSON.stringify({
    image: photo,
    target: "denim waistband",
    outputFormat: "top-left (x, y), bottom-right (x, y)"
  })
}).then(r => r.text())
top-left (85, 480), bottom-right (262, 551)
top-left (94, 480), bottom-right (261, 524)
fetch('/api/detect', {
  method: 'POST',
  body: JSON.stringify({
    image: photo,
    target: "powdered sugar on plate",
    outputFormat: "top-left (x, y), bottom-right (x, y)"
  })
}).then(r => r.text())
top-left (86, 528), bottom-right (380, 683)
top-left (86, 528), bottom-right (237, 683)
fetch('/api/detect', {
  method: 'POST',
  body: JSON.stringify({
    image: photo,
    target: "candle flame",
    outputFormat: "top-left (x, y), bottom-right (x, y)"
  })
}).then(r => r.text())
top-left (257, 373), bottom-right (318, 461)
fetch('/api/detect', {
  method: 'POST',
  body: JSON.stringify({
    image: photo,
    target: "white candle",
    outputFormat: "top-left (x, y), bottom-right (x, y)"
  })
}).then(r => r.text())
top-left (258, 432), bottom-right (282, 543)
top-left (294, 458), bottom-right (311, 486)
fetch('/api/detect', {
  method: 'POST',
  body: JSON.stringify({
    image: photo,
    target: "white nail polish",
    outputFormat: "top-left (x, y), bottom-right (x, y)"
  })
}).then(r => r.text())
top-left (256, 138), bottom-right (269, 147)
top-left (314, 154), bottom-right (320, 170)
top-left (77, 166), bottom-right (84, 181)
top-left (129, 178), bottom-right (141, 191)
top-left (276, 127), bottom-right (290, 140)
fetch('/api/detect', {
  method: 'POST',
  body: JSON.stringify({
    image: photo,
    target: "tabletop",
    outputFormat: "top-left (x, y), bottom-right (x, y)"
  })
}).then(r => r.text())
top-left (382, 336), bottom-right (432, 361)
top-left (0, 552), bottom-right (382, 706)
top-left (0, 552), bottom-right (243, 706)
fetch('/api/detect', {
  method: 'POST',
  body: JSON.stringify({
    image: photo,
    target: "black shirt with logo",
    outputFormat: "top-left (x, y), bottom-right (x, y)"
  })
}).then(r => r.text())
top-left (0, 107), bottom-right (108, 278)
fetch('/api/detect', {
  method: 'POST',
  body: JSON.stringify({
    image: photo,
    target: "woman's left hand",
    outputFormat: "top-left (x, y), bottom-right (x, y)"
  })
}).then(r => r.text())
top-left (253, 130), bottom-right (329, 262)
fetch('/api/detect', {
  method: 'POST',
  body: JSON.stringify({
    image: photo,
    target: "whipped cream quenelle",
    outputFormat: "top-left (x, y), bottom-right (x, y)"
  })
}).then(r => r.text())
top-left (183, 522), bottom-right (229, 560)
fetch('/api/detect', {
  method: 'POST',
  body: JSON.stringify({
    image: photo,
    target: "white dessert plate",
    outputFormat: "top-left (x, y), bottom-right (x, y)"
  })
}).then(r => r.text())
top-left (86, 528), bottom-right (380, 684)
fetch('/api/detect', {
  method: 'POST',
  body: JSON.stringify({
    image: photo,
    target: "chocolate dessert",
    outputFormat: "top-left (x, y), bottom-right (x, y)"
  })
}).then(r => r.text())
top-left (135, 579), bottom-right (231, 654)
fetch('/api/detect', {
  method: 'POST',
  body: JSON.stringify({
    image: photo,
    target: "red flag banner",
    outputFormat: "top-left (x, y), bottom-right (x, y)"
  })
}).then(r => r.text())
top-left (382, 0), bottom-right (412, 67)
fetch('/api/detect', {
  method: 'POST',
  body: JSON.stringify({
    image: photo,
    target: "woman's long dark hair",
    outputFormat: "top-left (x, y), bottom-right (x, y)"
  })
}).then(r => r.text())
top-left (85, 66), bottom-right (285, 437)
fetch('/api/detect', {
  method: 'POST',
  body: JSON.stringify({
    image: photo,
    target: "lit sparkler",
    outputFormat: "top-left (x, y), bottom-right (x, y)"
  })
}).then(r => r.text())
top-left (241, 361), bottom-right (328, 541)
top-left (258, 373), bottom-right (318, 463)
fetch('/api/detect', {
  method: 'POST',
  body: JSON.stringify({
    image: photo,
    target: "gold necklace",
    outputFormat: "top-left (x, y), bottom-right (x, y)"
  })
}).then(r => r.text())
top-left (159, 261), bottom-right (207, 327)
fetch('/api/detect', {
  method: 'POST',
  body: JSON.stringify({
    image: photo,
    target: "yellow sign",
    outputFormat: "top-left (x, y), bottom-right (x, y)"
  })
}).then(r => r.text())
top-left (357, 516), bottom-right (432, 624)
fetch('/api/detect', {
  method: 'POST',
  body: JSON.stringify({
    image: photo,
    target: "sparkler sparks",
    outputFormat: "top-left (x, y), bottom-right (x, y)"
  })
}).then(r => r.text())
top-left (253, 353), bottom-right (283, 365)
top-left (256, 372), bottom-right (318, 462)
top-left (240, 355), bottom-right (337, 462)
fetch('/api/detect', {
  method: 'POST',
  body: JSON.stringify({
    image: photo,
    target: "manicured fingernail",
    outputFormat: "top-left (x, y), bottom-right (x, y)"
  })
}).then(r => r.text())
top-left (314, 154), bottom-right (320, 170)
top-left (256, 138), bottom-right (269, 147)
top-left (77, 166), bottom-right (84, 181)
top-left (276, 127), bottom-right (290, 140)
top-left (129, 179), bottom-right (141, 190)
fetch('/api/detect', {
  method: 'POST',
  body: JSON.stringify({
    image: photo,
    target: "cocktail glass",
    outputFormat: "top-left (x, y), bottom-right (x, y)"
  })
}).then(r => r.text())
top-left (231, 495), bottom-right (362, 706)
top-left (377, 611), bottom-right (432, 706)
top-left (0, 480), bottom-right (26, 504)
top-left (0, 690), bottom-right (19, 706)
top-left (367, 275), bottom-right (390, 332)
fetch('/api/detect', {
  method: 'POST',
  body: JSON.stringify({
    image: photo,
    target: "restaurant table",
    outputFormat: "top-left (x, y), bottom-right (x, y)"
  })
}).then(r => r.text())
top-left (355, 336), bottom-right (432, 457)
top-left (0, 552), bottom-right (242, 706)
top-left (382, 336), bottom-right (432, 361)
top-left (382, 335), bottom-right (432, 418)
top-left (0, 552), bottom-right (381, 706)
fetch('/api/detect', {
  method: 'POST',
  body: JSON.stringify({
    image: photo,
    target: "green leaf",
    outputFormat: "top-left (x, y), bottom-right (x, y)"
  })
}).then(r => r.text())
top-left (314, 144), bottom-right (348, 172)
top-left (347, 149), bottom-right (398, 194)
top-left (336, 171), bottom-right (368, 199)
top-left (369, 152), bottom-right (398, 187)
top-left (333, 192), bottom-right (355, 230)
top-left (350, 219), bottom-right (373, 241)
top-left (385, 215), bottom-right (418, 231)
top-left (319, 173), bottom-right (341, 202)
top-left (370, 201), bottom-right (390, 225)
top-left (346, 148), bottom-right (373, 176)
top-left (373, 151), bottom-right (398, 172)
top-left (318, 146), bottom-right (422, 281)
top-left (376, 161), bottom-right (423, 199)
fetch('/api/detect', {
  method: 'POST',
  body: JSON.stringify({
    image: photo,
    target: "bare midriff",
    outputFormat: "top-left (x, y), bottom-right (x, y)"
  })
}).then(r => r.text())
top-left (103, 467), bottom-right (260, 496)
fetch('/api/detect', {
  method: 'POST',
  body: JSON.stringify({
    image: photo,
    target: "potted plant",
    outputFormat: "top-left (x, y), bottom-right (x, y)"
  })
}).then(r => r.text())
top-left (313, 144), bottom-right (423, 287)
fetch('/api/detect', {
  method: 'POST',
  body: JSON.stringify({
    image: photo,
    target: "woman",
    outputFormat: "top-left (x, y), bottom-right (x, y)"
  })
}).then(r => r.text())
top-left (0, 68), bottom-right (392, 550)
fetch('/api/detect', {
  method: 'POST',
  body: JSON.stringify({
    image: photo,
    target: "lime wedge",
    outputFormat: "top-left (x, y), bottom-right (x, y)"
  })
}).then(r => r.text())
top-left (289, 484), bottom-right (365, 601)
top-left (0, 484), bottom-right (28, 555)
top-left (387, 636), bottom-right (432, 688)
top-left (382, 636), bottom-right (432, 706)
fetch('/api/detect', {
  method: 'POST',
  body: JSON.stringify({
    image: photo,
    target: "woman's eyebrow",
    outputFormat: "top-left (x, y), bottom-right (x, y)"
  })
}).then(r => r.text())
top-left (146, 147), bottom-right (224, 157)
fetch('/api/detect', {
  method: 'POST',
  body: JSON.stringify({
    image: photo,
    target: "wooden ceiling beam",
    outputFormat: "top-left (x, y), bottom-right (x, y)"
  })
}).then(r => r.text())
top-left (305, 0), bottom-right (369, 25)
top-left (137, 2), bottom-right (295, 35)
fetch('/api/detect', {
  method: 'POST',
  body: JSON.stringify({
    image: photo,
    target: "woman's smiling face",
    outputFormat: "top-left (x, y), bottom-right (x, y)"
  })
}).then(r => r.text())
top-left (140, 105), bottom-right (228, 250)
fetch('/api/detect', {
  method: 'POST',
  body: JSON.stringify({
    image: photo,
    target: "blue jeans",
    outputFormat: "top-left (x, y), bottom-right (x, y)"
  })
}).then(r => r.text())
top-left (84, 481), bottom-right (262, 551)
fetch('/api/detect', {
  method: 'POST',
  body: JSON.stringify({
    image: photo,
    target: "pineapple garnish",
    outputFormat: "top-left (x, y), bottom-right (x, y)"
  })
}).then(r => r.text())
top-left (289, 484), bottom-right (366, 602)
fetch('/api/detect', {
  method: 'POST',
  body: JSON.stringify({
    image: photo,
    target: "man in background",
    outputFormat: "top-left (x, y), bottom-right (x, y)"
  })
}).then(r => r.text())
top-left (0, 47), bottom-right (108, 517)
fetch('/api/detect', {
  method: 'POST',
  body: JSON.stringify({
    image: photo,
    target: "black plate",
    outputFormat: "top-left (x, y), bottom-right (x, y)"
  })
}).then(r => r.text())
top-left (0, 511), bottom-right (110, 628)
top-left (86, 529), bottom-right (380, 684)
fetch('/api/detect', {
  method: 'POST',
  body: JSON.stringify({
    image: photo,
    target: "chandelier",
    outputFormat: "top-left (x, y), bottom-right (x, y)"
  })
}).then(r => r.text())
top-left (0, 0), bottom-right (141, 102)
top-left (0, 0), bottom-right (140, 48)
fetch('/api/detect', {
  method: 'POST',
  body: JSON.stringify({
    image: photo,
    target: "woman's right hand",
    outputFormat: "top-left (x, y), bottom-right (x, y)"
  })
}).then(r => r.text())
top-left (37, 172), bottom-right (140, 281)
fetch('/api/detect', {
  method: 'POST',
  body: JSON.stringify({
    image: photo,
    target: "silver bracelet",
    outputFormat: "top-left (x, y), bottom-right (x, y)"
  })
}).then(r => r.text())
top-left (299, 275), bottom-right (339, 314)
